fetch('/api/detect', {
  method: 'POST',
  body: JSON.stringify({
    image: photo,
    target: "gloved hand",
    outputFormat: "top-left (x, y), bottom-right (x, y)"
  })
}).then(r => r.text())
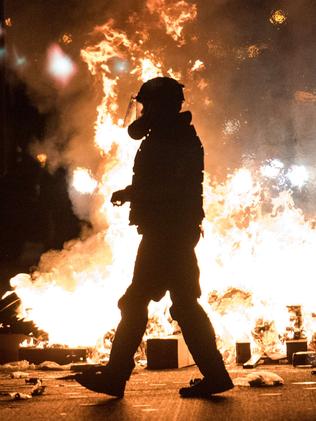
top-left (111, 189), bottom-right (130, 206)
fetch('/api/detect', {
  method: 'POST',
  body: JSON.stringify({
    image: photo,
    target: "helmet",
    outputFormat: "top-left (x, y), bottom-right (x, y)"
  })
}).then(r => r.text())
top-left (135, 77), bottom-right (185, 104)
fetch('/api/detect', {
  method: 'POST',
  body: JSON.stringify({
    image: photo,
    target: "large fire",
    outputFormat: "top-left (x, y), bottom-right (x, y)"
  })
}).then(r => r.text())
top-left (5, 2), bottom-right (316, 363)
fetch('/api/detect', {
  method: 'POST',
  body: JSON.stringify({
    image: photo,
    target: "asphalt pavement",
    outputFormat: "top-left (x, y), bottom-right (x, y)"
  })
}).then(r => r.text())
top-left (0, 363), bottom-right (315, 420)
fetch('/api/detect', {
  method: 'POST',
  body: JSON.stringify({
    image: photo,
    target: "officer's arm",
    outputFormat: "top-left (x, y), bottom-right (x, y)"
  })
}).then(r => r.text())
top-left (111, 185), bottom-right (133, 206)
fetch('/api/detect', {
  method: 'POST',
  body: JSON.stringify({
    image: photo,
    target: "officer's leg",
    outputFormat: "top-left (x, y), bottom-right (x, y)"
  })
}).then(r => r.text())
top-left (170, 295), bottom-right (231, 381)
top-left (74, 289), bottom-right (150, 397)
top-left (106, 289), bottom-right (151, 380)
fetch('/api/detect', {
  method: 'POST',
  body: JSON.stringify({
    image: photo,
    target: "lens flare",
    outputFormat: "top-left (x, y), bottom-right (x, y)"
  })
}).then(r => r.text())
top-left (46, 44), bottom-right (77, 86)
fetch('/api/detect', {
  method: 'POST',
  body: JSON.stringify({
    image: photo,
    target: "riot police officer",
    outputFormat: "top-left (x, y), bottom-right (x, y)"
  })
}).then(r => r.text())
top-left (76, 77), bottom-right (233, 398)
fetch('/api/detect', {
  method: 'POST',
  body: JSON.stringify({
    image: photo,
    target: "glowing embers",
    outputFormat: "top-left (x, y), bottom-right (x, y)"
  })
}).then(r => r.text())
top-left (46, 44), bottom-right (77, 86)
top-left (190, 59), bottom-right (205, 73)
top-left (72, 168), bottom-right (98, 195)
top-left (295, 91), bottom-right (316, 103)
top-left (61, 33), bottom-right (73, 45)
top-left (269, 10), bottom-right (287, 26)
top-left (223, 119), bottom-right (241, 135)
top-left (5, 18), bottom-right (12, 27)
top-left (36, 153), bottom-right (47, 168)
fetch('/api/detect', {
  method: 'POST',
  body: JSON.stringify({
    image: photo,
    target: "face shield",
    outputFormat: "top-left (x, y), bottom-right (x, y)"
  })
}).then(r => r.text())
top-left (123, 95), bottom-right (143, 127)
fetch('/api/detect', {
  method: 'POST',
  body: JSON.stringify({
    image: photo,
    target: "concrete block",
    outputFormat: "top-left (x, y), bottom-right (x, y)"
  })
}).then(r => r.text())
top-left (286, 339), bottom-right (307, 363)
top-left (146, 335), bottom-right (194, 369)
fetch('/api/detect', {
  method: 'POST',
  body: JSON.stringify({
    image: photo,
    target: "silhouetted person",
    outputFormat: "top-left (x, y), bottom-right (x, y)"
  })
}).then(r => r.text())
top-left (76, 77), bottom-right (233, 398)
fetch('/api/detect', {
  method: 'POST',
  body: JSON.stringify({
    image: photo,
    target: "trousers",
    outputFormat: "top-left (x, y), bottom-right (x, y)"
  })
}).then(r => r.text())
top-left (106, 228), bottom-right (229, 381)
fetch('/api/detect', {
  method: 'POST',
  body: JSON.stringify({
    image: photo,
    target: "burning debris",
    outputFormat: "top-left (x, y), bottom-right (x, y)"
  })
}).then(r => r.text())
top-left (269, 10), bottom-right (287, 26)
top-left (61, 33), bottom-right (73, 45)
top-left (4, 18), bottom-right (12, 27)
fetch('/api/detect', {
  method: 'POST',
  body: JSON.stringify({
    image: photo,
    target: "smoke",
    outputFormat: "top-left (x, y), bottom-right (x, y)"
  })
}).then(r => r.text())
top-left (4, 0), bottom-right (316, 219)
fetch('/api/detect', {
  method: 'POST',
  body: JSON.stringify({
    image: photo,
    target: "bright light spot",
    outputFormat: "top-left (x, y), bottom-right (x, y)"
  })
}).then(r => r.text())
top-left (36, 153), bottom-right (47, 167)
top-left (5, 18), bottom-right (12, 27)
top-left (14, 51), bottom-right (27, 67)
top-left (72, 168), bottom-right (98, 194)
top-left (138, 57), bottom-right (163, 81)
top-left (286, 165), bottom-right (309, 189)
top-left (270, 9), bottom-right (287, 25)
top-left (191, 59), bottom-right (205, 72)
top-left (247, 45), bottom-right (260, 58)
top-left (16, 56), bottom-right (26, 66)
top-left (0, 48), bottom-right (5, 59)
top-left (46, 44), bottom-right (77, 86)
top-left (260, 159), bottom-right (284, 179)
top-left (230, 168), bottom-right (253, 194)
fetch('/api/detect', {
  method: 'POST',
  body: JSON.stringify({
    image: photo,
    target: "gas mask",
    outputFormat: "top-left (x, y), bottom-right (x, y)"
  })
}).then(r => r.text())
top-left (123, 95), bottom-right (143, 127)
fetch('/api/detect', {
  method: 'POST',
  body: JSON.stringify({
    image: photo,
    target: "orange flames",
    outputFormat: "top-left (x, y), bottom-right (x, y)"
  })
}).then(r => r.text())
top-left (5, 5), bottom-right (316, 362)
top-left (146, 0), bottom-right (197, 45)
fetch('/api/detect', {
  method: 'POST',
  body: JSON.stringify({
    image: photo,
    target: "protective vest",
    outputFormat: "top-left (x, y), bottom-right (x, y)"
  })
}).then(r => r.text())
top-left (129, 112), bottom-right (204, 232)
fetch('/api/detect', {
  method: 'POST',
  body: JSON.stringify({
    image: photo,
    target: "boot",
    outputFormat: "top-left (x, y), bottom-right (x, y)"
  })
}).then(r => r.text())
top-left (75, 366), bottom-right (126, 398)
top-left (179, 376), bottom-right (234, 398)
